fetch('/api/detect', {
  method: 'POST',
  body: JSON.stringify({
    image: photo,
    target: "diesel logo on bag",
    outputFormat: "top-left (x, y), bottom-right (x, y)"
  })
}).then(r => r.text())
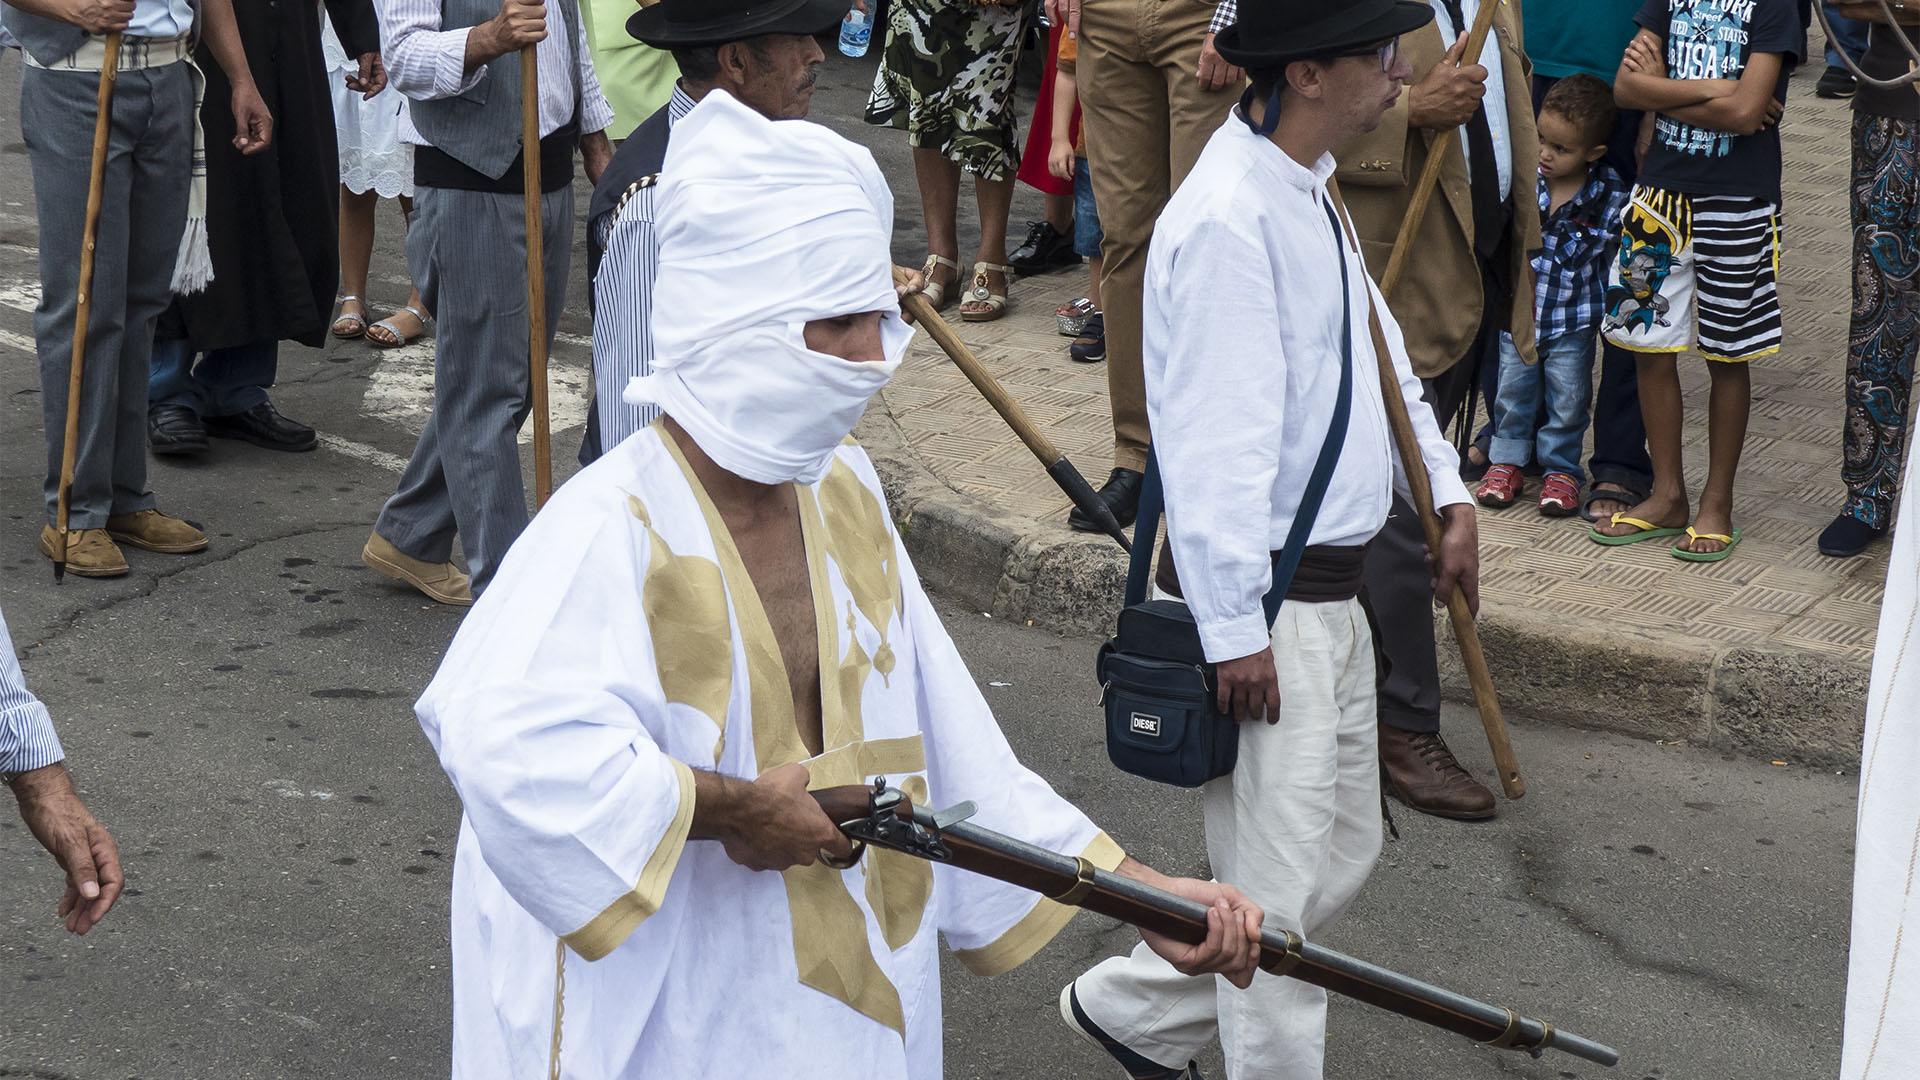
top-left (1130, 713), bottom-right (1163, 737)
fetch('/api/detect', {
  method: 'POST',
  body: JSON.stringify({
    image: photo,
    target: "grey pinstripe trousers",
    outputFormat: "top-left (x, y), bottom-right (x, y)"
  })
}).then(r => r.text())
top-left (23, 62), bottom-right (192, 529)
top-left (374, 184), bottom-right (572, 595)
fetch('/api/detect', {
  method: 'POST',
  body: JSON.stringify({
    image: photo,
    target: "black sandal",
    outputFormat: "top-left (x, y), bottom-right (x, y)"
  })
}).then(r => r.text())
top-left (1580, 483), bottom-right (1647, 524)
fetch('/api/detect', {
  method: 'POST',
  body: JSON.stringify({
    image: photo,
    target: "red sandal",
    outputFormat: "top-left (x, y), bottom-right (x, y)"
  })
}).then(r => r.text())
top-left (1474, 463), bottom-right (1525, 508)
top-left (1538, 472), bottom-right (1581, 517)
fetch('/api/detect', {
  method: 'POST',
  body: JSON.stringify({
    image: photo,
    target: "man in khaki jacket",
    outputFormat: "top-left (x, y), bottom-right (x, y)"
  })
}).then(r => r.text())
top-left (1332, 0), bottom-right (1540, 820)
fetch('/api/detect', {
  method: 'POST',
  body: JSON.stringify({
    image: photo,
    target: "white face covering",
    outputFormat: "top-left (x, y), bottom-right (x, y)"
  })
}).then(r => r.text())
top-left (624, 90), bottom-right (912, 486)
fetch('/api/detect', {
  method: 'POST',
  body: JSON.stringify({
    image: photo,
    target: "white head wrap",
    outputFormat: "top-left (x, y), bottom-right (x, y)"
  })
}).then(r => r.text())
top-left (625, 89), bottom-right (911, 486)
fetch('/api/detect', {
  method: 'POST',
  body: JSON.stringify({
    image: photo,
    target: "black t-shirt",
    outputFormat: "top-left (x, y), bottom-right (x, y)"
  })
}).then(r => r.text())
top-left (1635, 0), bottom-right (1805, 203)
top-left (1854, 23), bottom-right (1920, 121)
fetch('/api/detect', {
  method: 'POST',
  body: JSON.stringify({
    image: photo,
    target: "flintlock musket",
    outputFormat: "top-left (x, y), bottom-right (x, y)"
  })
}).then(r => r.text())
top-left (812, 780), bottom-right (1620, 1068)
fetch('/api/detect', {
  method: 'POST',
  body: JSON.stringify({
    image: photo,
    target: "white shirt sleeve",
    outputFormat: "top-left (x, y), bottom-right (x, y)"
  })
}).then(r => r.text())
top-left (574, 10), bottom-right (615, 135)
top-left (591, 205), bottom-right (663, 452)
top-left (1364, 274), bottom-right (1473, 511)
top-left (378, 0), bottom-right (488, 100)
top-left (1147, 216), bottom-right (1291, 663)
top-left (0, 608), bottom-right (63, 776)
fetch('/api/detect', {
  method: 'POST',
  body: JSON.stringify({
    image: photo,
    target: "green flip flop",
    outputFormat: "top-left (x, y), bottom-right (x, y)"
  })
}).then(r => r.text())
top-left (1589, 513), bottom-right (1688, 546)
top-left (1673, 526), bottom-right (1742, 563)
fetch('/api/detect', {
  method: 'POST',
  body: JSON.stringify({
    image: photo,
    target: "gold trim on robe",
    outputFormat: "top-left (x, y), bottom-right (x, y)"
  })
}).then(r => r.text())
top-left (952, 832), bottom-right (1127, 977)
top-left (561, 759), bottom-right (698, 961)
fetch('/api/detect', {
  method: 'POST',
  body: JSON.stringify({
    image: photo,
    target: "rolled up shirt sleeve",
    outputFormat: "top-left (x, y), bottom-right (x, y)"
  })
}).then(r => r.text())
top-left (1209, 0), bottom-right (1236, 37)
top-left (574, 13), bottom-right (615, 135)
top-left (379, 0), bottom-right (489, 100)
top-left (0, 609), bottom-right (63, 776)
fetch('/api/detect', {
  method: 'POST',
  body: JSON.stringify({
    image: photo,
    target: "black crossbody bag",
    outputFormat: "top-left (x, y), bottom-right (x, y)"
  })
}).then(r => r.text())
top-left (1095, 199), bottom-right (1357, 788)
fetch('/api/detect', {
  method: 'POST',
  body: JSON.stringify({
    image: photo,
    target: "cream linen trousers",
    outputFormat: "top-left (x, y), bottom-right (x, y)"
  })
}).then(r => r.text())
top-left (1074, 596), bottom-right (1384, 1079)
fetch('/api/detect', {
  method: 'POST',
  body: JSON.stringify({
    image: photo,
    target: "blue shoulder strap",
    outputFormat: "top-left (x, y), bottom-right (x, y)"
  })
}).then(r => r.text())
top-left (1126, 197), bottom-right (1357, 626)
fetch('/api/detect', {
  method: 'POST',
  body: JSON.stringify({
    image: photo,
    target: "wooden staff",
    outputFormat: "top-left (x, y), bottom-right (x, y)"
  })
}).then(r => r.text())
top-left (893, 271), bottom-right (1131, 552)
top-left (1375, 0), bottom-right (1526, 799)
top-left (523, 43), bottom-right (553, 507)
top-left (52, 33), bottom-right (124, 583)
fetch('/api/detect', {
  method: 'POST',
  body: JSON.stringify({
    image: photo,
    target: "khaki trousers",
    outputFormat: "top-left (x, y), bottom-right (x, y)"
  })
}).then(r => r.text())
top-left (1077, 0), bottom-right (1243, 472)
top-left (1073, 598), bottom-right (1383, 1079)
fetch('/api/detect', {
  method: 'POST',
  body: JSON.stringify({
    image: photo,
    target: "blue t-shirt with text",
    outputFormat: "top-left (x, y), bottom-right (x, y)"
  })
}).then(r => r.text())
top-left (1634, 0), bottom-right (1803, 203)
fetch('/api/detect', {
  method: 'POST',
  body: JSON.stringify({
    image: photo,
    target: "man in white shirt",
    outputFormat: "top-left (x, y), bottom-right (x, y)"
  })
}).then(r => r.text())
top-left (362, 0), bottom-right (615, 605)
top-left (1062, 4), bottom-right (1480, 1078)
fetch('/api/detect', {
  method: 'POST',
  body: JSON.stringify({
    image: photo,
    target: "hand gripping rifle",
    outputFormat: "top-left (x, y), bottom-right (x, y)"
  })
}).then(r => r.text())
top-left (812, 781), bottom-right (1619, 1068)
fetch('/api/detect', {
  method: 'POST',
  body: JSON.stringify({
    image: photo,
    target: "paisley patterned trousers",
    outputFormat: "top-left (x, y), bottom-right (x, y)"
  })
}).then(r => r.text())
top-left (1845, 114), bottom-right (1920, 530)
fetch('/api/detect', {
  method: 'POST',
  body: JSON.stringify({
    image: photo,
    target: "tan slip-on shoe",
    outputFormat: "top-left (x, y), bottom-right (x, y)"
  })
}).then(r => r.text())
top-left (362, 530), bottom-right (473, 607)
top-left (105, 509), bottom-right (209, 554)
top-left (40, 526), bottom-right (131, 578)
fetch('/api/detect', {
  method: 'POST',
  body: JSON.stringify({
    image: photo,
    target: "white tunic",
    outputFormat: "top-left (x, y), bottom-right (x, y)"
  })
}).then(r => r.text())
top-left (417, 424), bottom-right (1123, 1080)
top-left (1144, 117), bottom-right (1474, 663)
top-left (1840, 451), bottom-right (1920, 1079)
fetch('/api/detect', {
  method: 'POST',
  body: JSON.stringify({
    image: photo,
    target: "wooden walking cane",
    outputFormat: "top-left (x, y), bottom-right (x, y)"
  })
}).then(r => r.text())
top-left (52, 32), bottom-right (124, 583)
top-left (892, 269), bottom-right (1132, 553)
top-left (1371, 0), bottom-right (1527, 799)
top-left (523, 44), bottom-right (554, 507)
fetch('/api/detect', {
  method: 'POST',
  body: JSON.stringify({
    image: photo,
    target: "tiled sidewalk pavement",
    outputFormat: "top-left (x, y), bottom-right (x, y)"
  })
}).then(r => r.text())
top-left (862, 63), bottom-right (1891, 762)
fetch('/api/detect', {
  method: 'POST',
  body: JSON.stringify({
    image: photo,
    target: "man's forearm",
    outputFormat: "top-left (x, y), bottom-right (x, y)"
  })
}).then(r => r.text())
top-left (198, 0), bottom-right (256, 90)
top-left (688, 768), bottom-right (758, 843)
top-left (463, 18), bottom-right (504, 75)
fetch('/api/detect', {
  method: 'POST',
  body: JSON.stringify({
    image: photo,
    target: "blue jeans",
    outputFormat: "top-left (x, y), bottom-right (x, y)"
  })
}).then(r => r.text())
top-left (1489, 331), bottom-right (1594, 481)
top-left (1824, 2), bottom-right (1869, 68)
top-left (149, 336), bottom-right (276, 417)
top-left (1072, 156), bottom-right (1103, 259)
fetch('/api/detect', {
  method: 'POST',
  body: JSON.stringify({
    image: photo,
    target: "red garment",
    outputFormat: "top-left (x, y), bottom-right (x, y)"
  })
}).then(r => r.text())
top-left (1017, 21), bottom-right (1079, 196)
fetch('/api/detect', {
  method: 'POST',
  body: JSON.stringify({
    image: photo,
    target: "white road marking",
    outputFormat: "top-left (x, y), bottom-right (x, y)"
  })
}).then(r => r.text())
top-left (0, 277), bottom-right (39, 314)
top-left (315, 433), bottom-right (410, 474)
top-left (1, 327), bottom-right (38, 356)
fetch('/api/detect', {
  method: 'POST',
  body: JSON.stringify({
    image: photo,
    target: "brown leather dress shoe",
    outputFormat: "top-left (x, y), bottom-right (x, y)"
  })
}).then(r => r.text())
top-left (106, 509), bottom-right (209, 554)
top-left (39, 526), bottom-right (130, 577)
top-left (362, 530), bottom-right (472, 607)
top-left (1377, 725), bottom-right (1497, 821)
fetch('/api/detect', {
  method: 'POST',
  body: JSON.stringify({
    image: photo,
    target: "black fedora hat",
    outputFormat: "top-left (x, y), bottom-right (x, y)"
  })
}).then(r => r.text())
top-left (1215, 0), bottom-right (1434, 70)
top-left (628, 0), bottom-right (846, 49)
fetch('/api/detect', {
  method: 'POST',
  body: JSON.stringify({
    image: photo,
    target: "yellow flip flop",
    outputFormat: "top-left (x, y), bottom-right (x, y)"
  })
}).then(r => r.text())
top-left (1673, 526), bottom-right (1742, 563)
top-left (1589, 512), bottom-right (1687, 546)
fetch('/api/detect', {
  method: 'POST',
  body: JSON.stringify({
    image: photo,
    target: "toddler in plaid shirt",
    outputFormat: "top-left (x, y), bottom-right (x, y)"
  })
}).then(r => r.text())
top-left (1477, 75), bottom-right (1631, 516)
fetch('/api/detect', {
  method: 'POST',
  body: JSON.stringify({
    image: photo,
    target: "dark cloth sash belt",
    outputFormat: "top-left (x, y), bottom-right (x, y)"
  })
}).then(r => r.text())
top-left (1155, 543), bottom-right (1370, 605)
top-left (415, 122), bottom-right (579, 195)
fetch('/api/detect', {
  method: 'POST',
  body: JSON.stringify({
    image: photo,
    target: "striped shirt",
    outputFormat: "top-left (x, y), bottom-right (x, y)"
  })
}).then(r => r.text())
top-left (378, 0), bottom-right (615, 145)
top-left (0, 608), bottom-right (63, 777)
top-left (589, 84), bottom-right (698, 455)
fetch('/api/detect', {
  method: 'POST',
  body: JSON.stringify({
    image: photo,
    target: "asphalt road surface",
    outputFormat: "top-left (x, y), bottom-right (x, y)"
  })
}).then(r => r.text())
top-left (0, 41), bottom-right (1854, 1080)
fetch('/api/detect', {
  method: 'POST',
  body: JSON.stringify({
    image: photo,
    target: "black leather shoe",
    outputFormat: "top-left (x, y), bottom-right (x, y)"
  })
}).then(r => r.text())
top-left (1816, 66), bottom-right (1857, 99)
top-left (204, 400), bottom-right (318, 452)
top-left (1068, 467), bottom-right (1143, 532)
top-left (1008, 219), bottom-right (1080, 275)
top-left (148, 403), bottom-right (209, 456)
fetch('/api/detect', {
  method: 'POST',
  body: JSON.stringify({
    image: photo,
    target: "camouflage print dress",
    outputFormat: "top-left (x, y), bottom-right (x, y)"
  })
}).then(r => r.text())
top-left (864, 0), bottom-right (1027, 181)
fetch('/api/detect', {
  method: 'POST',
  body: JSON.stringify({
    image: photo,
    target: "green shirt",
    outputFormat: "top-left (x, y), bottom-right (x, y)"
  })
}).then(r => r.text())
top-left (580, 0), bottom-right (680, 140)
top-left (1520, 0), bottom-right (1642, 82)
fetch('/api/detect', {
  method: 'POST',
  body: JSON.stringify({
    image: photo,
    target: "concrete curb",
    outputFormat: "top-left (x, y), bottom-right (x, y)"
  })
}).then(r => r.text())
top-left (856, 399), bottom-right (1872, 770)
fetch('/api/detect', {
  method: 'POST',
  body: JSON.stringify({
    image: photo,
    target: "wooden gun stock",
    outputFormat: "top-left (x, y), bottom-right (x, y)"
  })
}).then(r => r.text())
top-left (811, 784), bottom-right (1618, 1067)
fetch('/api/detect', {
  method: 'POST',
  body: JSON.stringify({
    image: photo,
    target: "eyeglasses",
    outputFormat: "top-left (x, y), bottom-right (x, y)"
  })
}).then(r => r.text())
top-left (1336, 38), bottom-right (1402, 73)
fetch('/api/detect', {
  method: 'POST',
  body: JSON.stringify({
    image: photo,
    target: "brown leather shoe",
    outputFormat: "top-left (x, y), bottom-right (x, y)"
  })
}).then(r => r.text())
top-left (362, 530), bottom-right (472, 607)
top-left (1378, 725), bottom-right (1497, 821)
top-left (106, 509), bottom-right (209, 554)
top-left (39, 526), bottom-right (130, 577)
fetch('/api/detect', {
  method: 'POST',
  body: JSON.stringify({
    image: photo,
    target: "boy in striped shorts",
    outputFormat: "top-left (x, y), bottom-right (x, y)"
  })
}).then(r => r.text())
top-left (1593, 0), bottom-right (1802, 562)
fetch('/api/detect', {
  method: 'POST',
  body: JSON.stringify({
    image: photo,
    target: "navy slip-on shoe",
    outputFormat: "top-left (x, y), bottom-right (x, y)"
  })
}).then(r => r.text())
top-left (1058, 981), bottom-right (1204, 1080)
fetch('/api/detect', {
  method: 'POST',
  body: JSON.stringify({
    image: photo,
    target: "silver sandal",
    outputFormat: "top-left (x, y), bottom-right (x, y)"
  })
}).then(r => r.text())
top-left (332, 295), bottom-right (368, 339)
top-left (367, 304), bottom-right (433, 349)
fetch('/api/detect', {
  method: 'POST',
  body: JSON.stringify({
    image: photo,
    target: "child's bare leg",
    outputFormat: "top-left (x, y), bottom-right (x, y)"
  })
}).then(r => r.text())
top-left (1087, 254), bottom-right (1104, 310)
top-left (1594, 350), bottom-right (1691, 536)
top-left (1683, 360), bottom-right (1752, 554)
top-left (1043, 192), bottom-right (1072, 236)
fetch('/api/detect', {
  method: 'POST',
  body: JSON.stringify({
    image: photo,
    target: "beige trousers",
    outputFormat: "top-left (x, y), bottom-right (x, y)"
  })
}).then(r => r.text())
top-left (1073, 598), bottom-right (1383, 1079)
top-left (1076, 0), bottom-right (1244, 472)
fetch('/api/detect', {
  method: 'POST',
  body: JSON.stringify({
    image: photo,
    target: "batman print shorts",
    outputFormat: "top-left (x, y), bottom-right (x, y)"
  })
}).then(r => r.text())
top-left (1601, 185), bottom-right (1783, 362)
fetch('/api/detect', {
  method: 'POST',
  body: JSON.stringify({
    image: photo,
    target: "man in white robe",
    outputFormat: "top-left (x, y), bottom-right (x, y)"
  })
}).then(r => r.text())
top-left (415, 89), bottom-right (1266, 1080)
top-left (1840, 447), bottom-right (1920, 1079)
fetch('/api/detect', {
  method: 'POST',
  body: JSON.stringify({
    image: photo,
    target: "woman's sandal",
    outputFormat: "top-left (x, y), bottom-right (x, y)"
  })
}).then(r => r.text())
top-left (367, 304), bottom-right (433, 348)
top-left (960, 261), bottom-right (1014, 323)
top-left (921, 254), bottom-right (961, 310)
top-left (1056, 296), bottom-right (1097, 336)
top-left (332, 295), bottom-right (368, 339)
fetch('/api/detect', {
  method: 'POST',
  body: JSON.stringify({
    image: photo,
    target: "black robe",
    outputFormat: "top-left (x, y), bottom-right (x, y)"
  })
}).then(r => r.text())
top-left (164, 0), bottom-right (381, 352)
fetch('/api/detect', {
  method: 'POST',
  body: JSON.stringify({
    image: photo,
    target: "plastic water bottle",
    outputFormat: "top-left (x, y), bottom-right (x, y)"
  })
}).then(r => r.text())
top-left (838, 2), bottom-right (873, 58)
